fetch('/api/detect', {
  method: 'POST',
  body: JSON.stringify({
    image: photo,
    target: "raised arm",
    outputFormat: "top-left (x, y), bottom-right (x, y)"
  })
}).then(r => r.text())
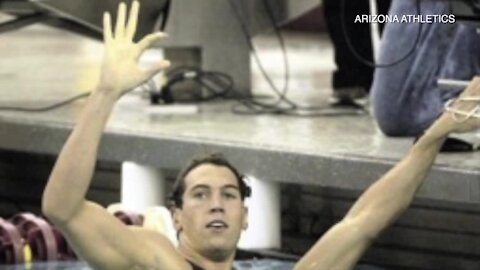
top-left (295, 78), bottom-right (480, 270)
top-left (41, 2), bottom-right (188, 269)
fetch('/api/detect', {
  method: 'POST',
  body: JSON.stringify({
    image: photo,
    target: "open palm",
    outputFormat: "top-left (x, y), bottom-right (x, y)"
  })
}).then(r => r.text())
top-left (100, 1), bottom-right (170, 96)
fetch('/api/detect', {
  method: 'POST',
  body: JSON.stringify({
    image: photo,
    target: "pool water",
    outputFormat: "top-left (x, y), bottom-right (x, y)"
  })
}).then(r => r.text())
top-left (2, 260), bottom-right (384, 270)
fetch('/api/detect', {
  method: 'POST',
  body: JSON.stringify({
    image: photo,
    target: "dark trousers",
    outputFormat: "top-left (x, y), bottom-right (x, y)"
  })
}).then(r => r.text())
top-left (324, 0), bottom-right (392, 92)
top-left (371, 0), bottom-right (480, 137)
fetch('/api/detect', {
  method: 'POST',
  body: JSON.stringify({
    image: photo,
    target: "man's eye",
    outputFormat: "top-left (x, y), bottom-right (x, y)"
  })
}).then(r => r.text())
top-left (193, 192), bottom-right (207, 199)
top-left (224, 192), bottom-right (238, 199)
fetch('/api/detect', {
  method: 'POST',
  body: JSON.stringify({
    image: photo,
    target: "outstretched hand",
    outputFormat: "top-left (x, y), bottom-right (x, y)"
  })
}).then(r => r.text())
top-left (99, 0), bottom-right (170, 97)
top-left (433, 76), bottom-right (480, 135)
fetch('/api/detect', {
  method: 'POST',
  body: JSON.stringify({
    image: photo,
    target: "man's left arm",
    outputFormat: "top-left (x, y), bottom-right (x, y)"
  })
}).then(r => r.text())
top-left (294, 77), bottom-right (480, 270)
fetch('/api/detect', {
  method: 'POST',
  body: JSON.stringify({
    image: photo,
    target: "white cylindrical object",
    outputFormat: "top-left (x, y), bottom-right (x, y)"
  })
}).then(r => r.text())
top-left (238, 177), bottom-right (281, 249)
top-left (437, 79), bottom-right (470, 90)
top-left (369, 0), bottom-right (381, 61)
top-left (121, 162), bottom-right (166, 212)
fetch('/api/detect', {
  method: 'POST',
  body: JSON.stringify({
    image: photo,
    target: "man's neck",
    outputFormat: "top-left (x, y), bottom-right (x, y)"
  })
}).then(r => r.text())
top-left (178, 243), bottom-right (235, 270)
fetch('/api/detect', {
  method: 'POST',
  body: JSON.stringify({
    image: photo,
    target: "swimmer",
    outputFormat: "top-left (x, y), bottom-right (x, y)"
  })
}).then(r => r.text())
top-left (42, 1), bottom-right (480, 269)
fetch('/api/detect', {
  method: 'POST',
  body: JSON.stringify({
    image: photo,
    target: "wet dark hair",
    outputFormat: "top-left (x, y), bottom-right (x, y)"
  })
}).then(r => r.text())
top-left (168, 153), bottom-right (251, 208)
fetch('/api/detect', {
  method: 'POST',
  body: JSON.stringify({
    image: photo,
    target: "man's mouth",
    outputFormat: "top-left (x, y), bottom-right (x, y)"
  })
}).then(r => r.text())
top-left (206, 220), bottom-right (228, 229)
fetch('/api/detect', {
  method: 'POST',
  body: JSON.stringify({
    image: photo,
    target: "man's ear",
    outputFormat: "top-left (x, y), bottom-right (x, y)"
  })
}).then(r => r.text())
top-left (171, 207), bottom-right (183, 232)
top-left (242, 207), bottom-right (248, 230)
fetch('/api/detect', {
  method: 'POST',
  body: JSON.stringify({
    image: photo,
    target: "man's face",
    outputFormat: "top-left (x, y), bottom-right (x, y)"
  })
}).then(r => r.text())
top-left (173, 164), bottom-right (248, 259)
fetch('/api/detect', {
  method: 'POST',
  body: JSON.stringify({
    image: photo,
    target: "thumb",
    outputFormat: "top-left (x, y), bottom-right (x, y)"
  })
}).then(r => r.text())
top-left (146, 60), bottom-right (171, 78)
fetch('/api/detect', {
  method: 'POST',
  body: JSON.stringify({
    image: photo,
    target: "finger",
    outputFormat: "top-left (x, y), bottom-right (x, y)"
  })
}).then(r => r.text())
top-left (115, 2), bottom-right (127, 39)
top-left (146, 60), bottom-right (171, 78)
top-left (138, 32), bottom-right (168, 52)
top-left (126, 0), bottom-right (140, 40)
top-left (103, 12), bottom-right (113, 43)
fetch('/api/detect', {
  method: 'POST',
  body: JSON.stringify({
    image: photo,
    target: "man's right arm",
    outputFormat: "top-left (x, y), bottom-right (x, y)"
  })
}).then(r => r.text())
top-left (41, 2), bottom-right (189, 269)
top-left (42, 88), bottom-right (184, 270)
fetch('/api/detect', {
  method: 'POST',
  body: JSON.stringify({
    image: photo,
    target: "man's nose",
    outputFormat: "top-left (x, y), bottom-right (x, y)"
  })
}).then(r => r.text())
top-left (209, 193), bottom-right (225, 213)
